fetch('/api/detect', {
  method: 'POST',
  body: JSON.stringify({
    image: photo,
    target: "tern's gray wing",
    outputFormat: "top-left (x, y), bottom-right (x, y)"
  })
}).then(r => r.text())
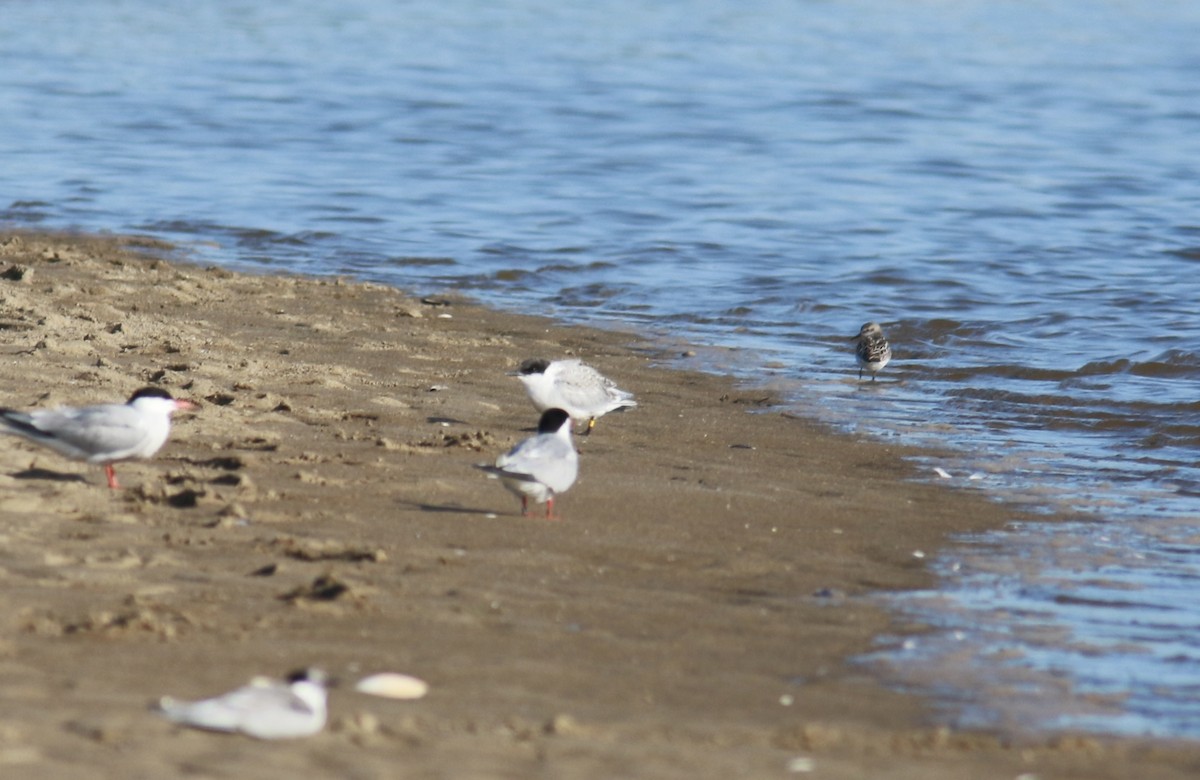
top-left (556, 363), bottom-right (632, 413)
top-left (496, 433), bottom-right (578, 493)
top-left (24, 404), bottom-right (152, 461)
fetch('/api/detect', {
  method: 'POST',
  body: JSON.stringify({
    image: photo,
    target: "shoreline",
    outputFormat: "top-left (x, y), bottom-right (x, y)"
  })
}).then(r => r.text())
top-left (0, 229), bottom-right (1196, 778)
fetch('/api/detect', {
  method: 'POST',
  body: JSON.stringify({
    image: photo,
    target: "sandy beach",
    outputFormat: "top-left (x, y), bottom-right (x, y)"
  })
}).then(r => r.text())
top-left (0, 230), bottom-right (1195, 779)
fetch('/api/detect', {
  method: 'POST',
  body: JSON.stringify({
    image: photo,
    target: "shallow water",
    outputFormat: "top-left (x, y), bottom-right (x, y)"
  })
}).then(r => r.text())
top-left (3, 0), bottom-right (1200, 739)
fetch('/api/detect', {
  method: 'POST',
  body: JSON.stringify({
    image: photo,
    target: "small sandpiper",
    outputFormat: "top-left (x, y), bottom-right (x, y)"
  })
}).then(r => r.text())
top-left (853, 322), bottom-right (892, 381)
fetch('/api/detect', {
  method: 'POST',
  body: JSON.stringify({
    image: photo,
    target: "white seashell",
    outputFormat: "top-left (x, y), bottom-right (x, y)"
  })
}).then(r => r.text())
top-left (787, 756), bottom-right (816, 773)
top-left (354, 673), bottom-right (429, 700)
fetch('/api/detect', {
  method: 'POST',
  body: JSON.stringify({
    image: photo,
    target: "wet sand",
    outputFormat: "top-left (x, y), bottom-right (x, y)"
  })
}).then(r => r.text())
top-left (0, 230), bottom-right (1196, 779)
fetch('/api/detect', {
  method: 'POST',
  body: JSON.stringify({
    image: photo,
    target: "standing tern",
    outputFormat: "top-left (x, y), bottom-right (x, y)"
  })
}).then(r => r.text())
top-left (476, 408), bottom-right (578, 519)
top-left (512, 358), bottom-right (636, 434)
top-left (852, 322), bottom-right (892, 381)
top-left (0, 386), bottom-right (196, 488)
top-left (156, 668), bottom-right (329, 740)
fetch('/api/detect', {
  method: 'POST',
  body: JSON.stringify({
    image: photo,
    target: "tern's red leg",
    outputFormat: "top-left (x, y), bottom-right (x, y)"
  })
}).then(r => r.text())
top-left (543, 497), bottom-right (562, 521)
top-left (520, 496), bottom-right (530, 517)
top-left (104, 464), bottom-right (120, 490)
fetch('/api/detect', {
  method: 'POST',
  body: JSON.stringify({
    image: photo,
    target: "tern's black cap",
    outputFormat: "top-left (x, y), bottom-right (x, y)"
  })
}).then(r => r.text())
top-left (537, 408), bottom-right (571, 434)
top-left (517, 358), bottom-right (551, 376)
top-left (127, 387), bottom-right (175, 404)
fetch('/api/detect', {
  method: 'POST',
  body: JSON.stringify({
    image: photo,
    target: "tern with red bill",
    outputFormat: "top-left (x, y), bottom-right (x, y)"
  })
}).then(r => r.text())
top-left (0, 387), bottom-right (196, 488)
top-left (476, 408), bottom-right (578, 519)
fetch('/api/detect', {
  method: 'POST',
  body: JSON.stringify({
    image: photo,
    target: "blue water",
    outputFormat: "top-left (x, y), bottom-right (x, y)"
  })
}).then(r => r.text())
top-left (4, 0), bottom-right (1200, 739)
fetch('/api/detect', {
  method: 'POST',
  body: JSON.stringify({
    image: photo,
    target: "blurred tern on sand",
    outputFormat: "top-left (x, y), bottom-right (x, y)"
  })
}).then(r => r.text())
top-left (513, 358), bottom-right (635, 434)
top-left (476, 408), bottom-right (578, 519)
top-left (0, 387), bottom-right (196, 488)
top-left (156, 668), bottom-right (328, 739)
